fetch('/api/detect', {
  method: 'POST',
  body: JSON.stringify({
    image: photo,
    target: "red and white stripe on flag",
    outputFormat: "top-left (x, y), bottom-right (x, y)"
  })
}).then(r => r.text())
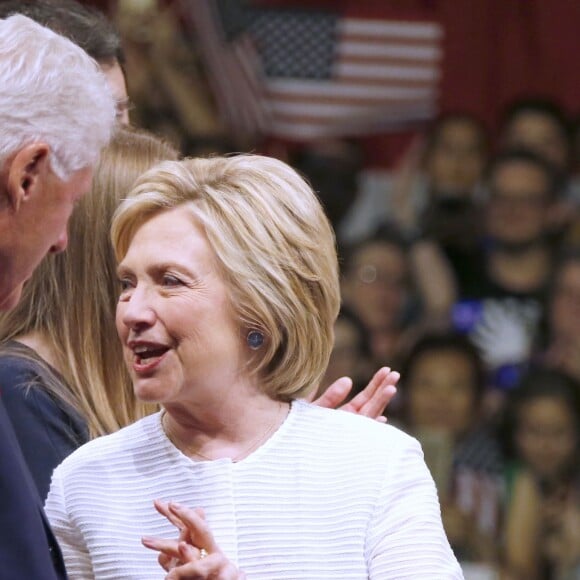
top-left (179, 0), bottom-right (443, 142)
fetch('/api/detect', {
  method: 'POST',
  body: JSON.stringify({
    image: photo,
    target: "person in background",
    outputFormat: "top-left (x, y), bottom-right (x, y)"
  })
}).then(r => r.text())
top-left (290, 138), bottom-right (364, 231)
top-left (498, 96), bottom-right (577, 237)
top-left (535, 249), bottom-right (580, 384)
top-left (338, 112), bottom-right (489, 247)
top-left (500, 368), bottom-right (580, 579)
top-left (0, 127), bottom-right (178, 499)
top-left (0, 0), bottom-right (131, 124)
top-left (112, 0), bottom-right (223, 153)
top-left (0, 13), bottom-right (116, 578)
top-left (317, 306), bottom-right (374, 401)
top-left (341, 228), bottom-right (417, 371)
top-left (341, 226), bottom-right (455, 372)
top-left (45, 154), bottom-right (461, 579)
top-left (452, 148), bottom-right (562, 397)
top-left (499, 97), bottom-right (571, 182)
top-left (397, 332), bottom-right (504, 570)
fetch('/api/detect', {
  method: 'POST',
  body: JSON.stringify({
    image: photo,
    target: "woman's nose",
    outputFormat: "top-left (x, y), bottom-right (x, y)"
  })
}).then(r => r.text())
top-left (120, 285), bottom-right (156, 330)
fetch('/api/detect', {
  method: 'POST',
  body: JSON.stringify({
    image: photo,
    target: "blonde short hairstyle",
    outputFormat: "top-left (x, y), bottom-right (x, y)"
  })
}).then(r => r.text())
top-left (112, 154), bottom-right (340, 400)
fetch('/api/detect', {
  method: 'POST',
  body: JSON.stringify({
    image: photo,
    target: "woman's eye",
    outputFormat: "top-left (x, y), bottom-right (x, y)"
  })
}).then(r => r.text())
top-left (119, 278), bottom-right (133, 291)
top-left (163, 275), bottom-right (182, 287)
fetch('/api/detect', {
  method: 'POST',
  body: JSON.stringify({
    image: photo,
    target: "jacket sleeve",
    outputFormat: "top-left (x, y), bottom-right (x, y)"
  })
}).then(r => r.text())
top-left (366, 435), bottom-right (464, 579)
top-left (45, 466), bottom-right (95, 580)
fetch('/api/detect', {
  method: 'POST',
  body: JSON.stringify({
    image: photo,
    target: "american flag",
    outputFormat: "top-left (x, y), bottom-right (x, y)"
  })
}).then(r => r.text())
top-left (179, 0), bottom-right (443, 142)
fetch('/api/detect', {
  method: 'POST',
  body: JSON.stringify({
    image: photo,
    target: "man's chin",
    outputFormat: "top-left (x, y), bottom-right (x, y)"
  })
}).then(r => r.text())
top-left (0, 284), bottom-right (24, 311)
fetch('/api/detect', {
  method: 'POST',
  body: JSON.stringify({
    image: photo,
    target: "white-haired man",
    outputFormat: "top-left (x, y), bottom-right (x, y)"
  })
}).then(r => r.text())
top-left (0, 14), bottom-right (115, 578)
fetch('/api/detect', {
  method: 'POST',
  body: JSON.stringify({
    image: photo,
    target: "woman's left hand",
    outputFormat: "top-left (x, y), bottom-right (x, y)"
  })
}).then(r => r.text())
top-left (142, 501), bottom-right (246, 579)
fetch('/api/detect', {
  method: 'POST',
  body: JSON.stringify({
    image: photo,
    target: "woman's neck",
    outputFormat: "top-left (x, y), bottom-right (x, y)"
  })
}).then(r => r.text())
top-left (15, 331), bottom-right (61, 372)
top-left (162, 388), bottom-right (291, 462)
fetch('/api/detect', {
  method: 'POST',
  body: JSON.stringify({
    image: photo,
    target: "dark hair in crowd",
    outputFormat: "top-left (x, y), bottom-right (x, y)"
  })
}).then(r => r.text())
top-left (0, 0), bottom-right (124, 65)
top-left (339, 223), bottom-right (410, 278)
top-left (337, 305), bottom-right (372, 360)
top-left (499, 367), bottom-right (580, 463)
top-left (501, 97), bottom-right (571, 147)
top-left (484, 147), bottom-right (563, 201)
top-left (423, 111), bottom-right (489, 161)
top-left (400, 331), bottom-right (487, 404)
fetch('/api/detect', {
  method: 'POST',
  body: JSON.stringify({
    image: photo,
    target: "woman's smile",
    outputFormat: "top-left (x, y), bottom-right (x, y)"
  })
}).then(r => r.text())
top-left (130, 341), bottom-right (171, 374)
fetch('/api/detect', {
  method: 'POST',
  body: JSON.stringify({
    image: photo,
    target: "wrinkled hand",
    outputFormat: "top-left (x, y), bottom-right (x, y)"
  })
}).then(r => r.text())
top-left (142, 501), bottom-right (246, 579)
top-left (311, 367), bottom-right (398, 422)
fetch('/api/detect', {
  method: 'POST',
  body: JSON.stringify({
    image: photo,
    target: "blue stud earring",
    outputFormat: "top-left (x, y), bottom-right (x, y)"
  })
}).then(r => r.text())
top-left (247, 330), bottom-right (264, 350)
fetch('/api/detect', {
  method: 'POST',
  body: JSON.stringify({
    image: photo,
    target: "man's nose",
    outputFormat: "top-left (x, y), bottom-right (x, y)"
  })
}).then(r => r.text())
top-left (49, 230), bottom-right (68, 254)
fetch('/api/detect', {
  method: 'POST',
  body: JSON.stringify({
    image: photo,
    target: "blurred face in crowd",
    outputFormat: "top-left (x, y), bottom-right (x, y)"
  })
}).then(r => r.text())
top-left (324, 317), bottom-right (361, 386)
top-left (515, 395), bottom-right (577, 482)
top-left (486, 160), bottom-right (551, 248)
top-left (406, 349), bottom-right (478, 438)
top-left (321, 315), bottom-right (368, 394)
top-left (343, 241), bottom-right (408, 333)
top-left (503, 112), bottom-right (569, 171)
top-left (425, 119), bottom-right (487, 198)
top-left (549, 259), bottom-right (580, 341)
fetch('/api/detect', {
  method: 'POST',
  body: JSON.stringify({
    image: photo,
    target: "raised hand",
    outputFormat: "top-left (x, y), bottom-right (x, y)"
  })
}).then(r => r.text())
top-left (311, 367), bottom-right (399, 421)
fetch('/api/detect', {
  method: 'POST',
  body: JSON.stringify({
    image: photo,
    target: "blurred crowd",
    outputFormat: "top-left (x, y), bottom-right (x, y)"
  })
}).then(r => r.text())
top-left (2, 0), bottom-right (580, 578)
top-left (320, 102), bottom-right (580, 579)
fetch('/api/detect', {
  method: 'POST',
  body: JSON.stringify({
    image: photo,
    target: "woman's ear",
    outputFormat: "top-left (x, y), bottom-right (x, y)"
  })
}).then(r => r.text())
top-left (5, 143), bottom-right (51, 211)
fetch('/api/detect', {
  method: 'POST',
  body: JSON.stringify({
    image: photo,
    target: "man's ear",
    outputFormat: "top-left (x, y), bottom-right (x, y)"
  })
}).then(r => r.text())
top-left (5, 143), bottom-right (51, 211)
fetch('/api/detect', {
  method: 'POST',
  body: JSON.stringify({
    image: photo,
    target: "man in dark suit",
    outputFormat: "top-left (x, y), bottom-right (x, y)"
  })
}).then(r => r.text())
top-left (0, 399), bottom-right (70, 578)
top-left (0, 14), bottom-right (116, 577)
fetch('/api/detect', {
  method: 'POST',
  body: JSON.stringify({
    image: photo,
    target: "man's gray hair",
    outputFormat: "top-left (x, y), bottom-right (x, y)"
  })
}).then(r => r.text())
top-left (0, 14), bottom-right (116, 179)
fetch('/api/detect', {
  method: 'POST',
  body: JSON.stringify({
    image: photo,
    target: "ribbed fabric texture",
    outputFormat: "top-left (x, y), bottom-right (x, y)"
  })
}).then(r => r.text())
top-left (45, 400), bottom-right (463, 579)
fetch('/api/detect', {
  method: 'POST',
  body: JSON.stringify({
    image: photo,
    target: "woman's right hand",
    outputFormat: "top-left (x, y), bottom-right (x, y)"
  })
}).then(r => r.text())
top-left (142, 501), bottom-right (246, 579)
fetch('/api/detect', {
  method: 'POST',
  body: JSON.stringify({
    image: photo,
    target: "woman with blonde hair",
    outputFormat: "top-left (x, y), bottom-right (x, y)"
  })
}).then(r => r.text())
top-left (0, 126), bottom-right (395, 502)
top-left (0, 126), bottom-right (179, 498)
top-left (45, 154), bottom-right (460, 579)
